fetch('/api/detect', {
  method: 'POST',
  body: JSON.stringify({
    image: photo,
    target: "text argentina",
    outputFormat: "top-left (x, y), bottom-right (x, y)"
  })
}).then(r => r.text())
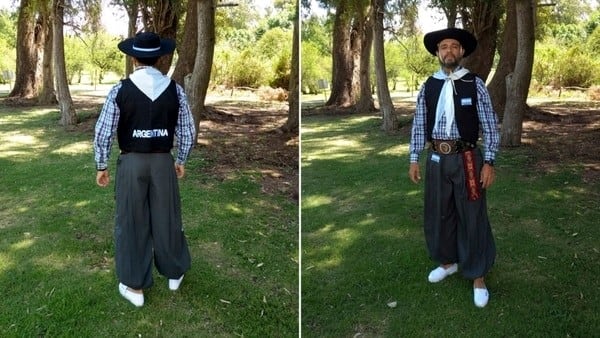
top-left (132, 129), bottom-right (169, 138)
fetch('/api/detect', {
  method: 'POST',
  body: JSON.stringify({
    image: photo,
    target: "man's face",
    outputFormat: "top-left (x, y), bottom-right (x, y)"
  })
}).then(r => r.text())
top-left (436, 38), bottom-right (464, 69)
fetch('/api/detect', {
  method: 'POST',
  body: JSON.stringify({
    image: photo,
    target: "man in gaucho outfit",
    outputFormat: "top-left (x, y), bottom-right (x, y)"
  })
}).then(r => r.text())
top-left (408, 28), bottom-right (500, 308)
top-left (94, 32), bottom-right (195, 307)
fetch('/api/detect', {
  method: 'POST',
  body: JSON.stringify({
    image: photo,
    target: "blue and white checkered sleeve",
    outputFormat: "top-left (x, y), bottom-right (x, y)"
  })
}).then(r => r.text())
top-left (93, 83), bottom-right (121, 170)
top-left (475, 78), bottom-right (500, 161)
top-left (409, 84), bottom-right (427, 163)
top-left (174, 84), bottom-right (196, 165)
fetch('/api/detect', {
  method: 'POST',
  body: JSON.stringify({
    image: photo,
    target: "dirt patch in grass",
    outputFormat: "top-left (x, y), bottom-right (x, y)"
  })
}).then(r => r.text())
top-left (523, 101), bottom-right (600, 184)
top-left (198, 101), bottom-right (298, 201)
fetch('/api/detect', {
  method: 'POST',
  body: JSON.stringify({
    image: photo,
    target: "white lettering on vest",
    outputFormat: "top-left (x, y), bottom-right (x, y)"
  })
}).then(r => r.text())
top-left (132, 129), bottom-right (169, 138)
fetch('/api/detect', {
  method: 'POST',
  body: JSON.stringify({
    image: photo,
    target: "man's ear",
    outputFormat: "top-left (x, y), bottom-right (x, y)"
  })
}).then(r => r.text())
top-left (460, 47), bottom-right (465, 56)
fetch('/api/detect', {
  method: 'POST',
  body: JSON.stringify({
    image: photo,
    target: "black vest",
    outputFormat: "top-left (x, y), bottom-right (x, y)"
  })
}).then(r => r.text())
top-left (116, 79), bottom-right (179, 153)
top-left (424, 73), bottom-right (479, 144)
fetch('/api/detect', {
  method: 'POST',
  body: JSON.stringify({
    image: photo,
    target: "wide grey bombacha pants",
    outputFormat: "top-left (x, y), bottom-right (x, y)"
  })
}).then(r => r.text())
top-left (114, 152), bottom-right (191, 289)
top-left (424, 148), bottom-right (495, 279)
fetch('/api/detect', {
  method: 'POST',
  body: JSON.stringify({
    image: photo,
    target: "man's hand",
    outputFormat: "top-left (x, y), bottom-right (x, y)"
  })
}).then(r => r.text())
top-left (96, 170), bottom-right (110, 187)
top-left (175, 164), bottom-right (185, 179)
top-left (480, 164), bottom-right (495, 189)
top-left (409, 162), bottom-right (421, 184)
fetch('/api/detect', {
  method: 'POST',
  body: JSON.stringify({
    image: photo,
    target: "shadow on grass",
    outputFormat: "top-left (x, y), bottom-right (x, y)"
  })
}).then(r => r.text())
top-left (301, 114), bottom-right (600, 337)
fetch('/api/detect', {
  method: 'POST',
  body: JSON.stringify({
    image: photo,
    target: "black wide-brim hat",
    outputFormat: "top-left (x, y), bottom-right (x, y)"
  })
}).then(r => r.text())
top-left (424, 28), bottom-right (477, 57)
top-left (118, 32), bottom-right (176, 58)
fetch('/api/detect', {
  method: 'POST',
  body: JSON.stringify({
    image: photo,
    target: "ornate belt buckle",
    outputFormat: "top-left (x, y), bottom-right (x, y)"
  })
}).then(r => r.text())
top-left (438, 141), bottom-right (452, 154)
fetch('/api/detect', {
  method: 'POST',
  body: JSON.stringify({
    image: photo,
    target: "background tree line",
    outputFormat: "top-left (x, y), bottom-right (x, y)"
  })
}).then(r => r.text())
top-left (301, 0), bottom-right (600, 145)
top-left (0, 0), bottom-right (298, 133)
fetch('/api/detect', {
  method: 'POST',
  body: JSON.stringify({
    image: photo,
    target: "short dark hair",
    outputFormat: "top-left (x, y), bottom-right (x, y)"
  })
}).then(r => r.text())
top-left (135, 56), bottom-right (160, 66)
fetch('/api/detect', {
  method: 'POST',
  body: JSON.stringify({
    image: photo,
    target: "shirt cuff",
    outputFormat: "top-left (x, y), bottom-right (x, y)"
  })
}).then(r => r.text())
top-left (484, 151), bottom-right (495, 162)
top-left (410, 153), bottom-right (419, 163)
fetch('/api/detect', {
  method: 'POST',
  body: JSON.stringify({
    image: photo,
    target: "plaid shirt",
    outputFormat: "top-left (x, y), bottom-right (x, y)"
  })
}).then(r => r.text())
top-left (409, 75), bottom-right (499, 163)
top-left (93, 80), bottom-right (195, 170)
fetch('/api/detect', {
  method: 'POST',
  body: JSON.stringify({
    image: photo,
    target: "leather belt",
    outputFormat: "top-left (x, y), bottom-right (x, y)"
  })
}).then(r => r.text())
top-left (120, 150), bottom-right (170, 155)
top-left (431, 139), bottom-right (475, 155)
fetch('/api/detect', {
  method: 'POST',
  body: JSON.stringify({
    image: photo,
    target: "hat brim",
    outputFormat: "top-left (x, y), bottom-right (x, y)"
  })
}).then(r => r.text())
top-left (118, 37), bottom-right (176, 58)
top-left (424, 28), bottom-right (477, 57)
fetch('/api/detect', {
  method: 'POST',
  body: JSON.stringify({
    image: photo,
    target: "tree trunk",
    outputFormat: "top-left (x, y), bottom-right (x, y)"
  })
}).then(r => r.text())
top-left (54, 0), bottom-right (77, 126)
top-left (141, 0), bottom-right (179, 74)
top-left (460, 0), bottom-right (500, 81)
top-left (10, 0), bottom-right (39, 99)
top-left (372, 0), bottom-right (397, 132)
top-left (325, 0), bottom-right (354, 107)
top-left (501, 0), bottom-right (535, 147)
top-left (354, 4), bottom-right (375, 113)
top-left (38, 3), bottom-right (57, 105)
top-left (280, 0), bottom-right (299, 133)
top-left (171, 0), bottom-right (197, 85)
top-left (123, 1), bottom-right (139, 77)
top-left (487, 0), bottom-right (517, 119)
top-left (186, 0), bottom-right (215, 143)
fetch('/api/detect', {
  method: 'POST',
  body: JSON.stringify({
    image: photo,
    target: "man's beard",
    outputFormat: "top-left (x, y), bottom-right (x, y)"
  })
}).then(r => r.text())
top-left (439, 56), bottom-right (461, 69)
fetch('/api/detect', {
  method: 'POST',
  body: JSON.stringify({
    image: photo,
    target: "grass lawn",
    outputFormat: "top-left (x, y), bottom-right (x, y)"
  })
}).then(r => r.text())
top-left (0, 100), bottom-right (298, 337)
top-left (301, 114), bottom-right (599, 337)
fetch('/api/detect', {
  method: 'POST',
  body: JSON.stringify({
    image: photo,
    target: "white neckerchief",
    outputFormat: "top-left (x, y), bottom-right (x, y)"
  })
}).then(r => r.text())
top-left (129, 66), bottom-right (172, 101)
top-left (432, 67), bottom-right (470, 136)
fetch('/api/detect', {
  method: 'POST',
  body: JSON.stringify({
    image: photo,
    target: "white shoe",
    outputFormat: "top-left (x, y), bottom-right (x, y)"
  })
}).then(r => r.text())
top-left (169, 275), bottom-right (184, 291)
top-left (428, 264), bottom-right (458, 283)
top-left (119, 283), bottom-right (144, 307)
top-left (474, 288), bottom-right (489, 308)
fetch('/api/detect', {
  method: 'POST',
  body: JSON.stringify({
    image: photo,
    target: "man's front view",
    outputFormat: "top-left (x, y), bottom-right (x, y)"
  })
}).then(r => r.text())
top-left (408, 28), bottom-right (500, 308)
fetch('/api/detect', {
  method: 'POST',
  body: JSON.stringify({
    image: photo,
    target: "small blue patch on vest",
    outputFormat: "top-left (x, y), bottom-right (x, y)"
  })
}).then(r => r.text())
top-left (461, 97), bottom-right (472, 106)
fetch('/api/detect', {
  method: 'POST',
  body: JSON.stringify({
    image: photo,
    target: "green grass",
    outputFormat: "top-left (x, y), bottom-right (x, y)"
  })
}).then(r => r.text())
top-left (301, 114), bottom-right (599, 337)
top-left (0, 103), bottom-right (298, 337)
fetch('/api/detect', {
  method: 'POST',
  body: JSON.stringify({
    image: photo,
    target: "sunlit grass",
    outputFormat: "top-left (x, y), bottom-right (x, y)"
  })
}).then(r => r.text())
top-left (301, 114), bottom-right (600, 337)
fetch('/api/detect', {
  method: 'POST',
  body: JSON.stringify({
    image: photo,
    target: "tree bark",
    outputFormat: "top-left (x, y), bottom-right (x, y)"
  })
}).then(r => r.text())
top-left (123, 0), bottom-right (139, 77)
top-left (140, 0), bottom-right (179, 74)
top-left (280, 0), bottom-right (299, 133)
top-left (487, 0), bottom-right (517, 119)
top-left (54, 0), bottom-right (77, 126)
top-left (10, 0), bottom-right (39, 99)
top-left (354, 4), bottom-right (375, 113)
top-left (38, 3), bottom-right (57, 105)
top-left (325, 0), bottom-right (354, 107)
top-left (171, 0), bottom-right (197, 85)
top-left (372, 0), bottom-right (397, 132)
top-left (186, 0), bottom-right (215, 143)
top-left (501, 0), bottom-right (535, 147)
top-left (460, 0), bottom-right (500, 81)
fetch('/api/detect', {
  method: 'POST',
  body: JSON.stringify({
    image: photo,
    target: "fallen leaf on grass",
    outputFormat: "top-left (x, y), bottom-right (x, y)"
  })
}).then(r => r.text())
top-left (219, 299), bottom-right (231, 304)
top-left (387, 301), bottom-right (397, 308)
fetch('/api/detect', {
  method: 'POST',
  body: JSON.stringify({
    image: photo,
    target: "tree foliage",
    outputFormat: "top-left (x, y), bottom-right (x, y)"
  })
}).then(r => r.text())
top-left (0, 10), bottom-right (16, 83)
top-left (301, 41), bottom-right (330, 93)
top-left (211, 1), bottom-right (293, 89)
